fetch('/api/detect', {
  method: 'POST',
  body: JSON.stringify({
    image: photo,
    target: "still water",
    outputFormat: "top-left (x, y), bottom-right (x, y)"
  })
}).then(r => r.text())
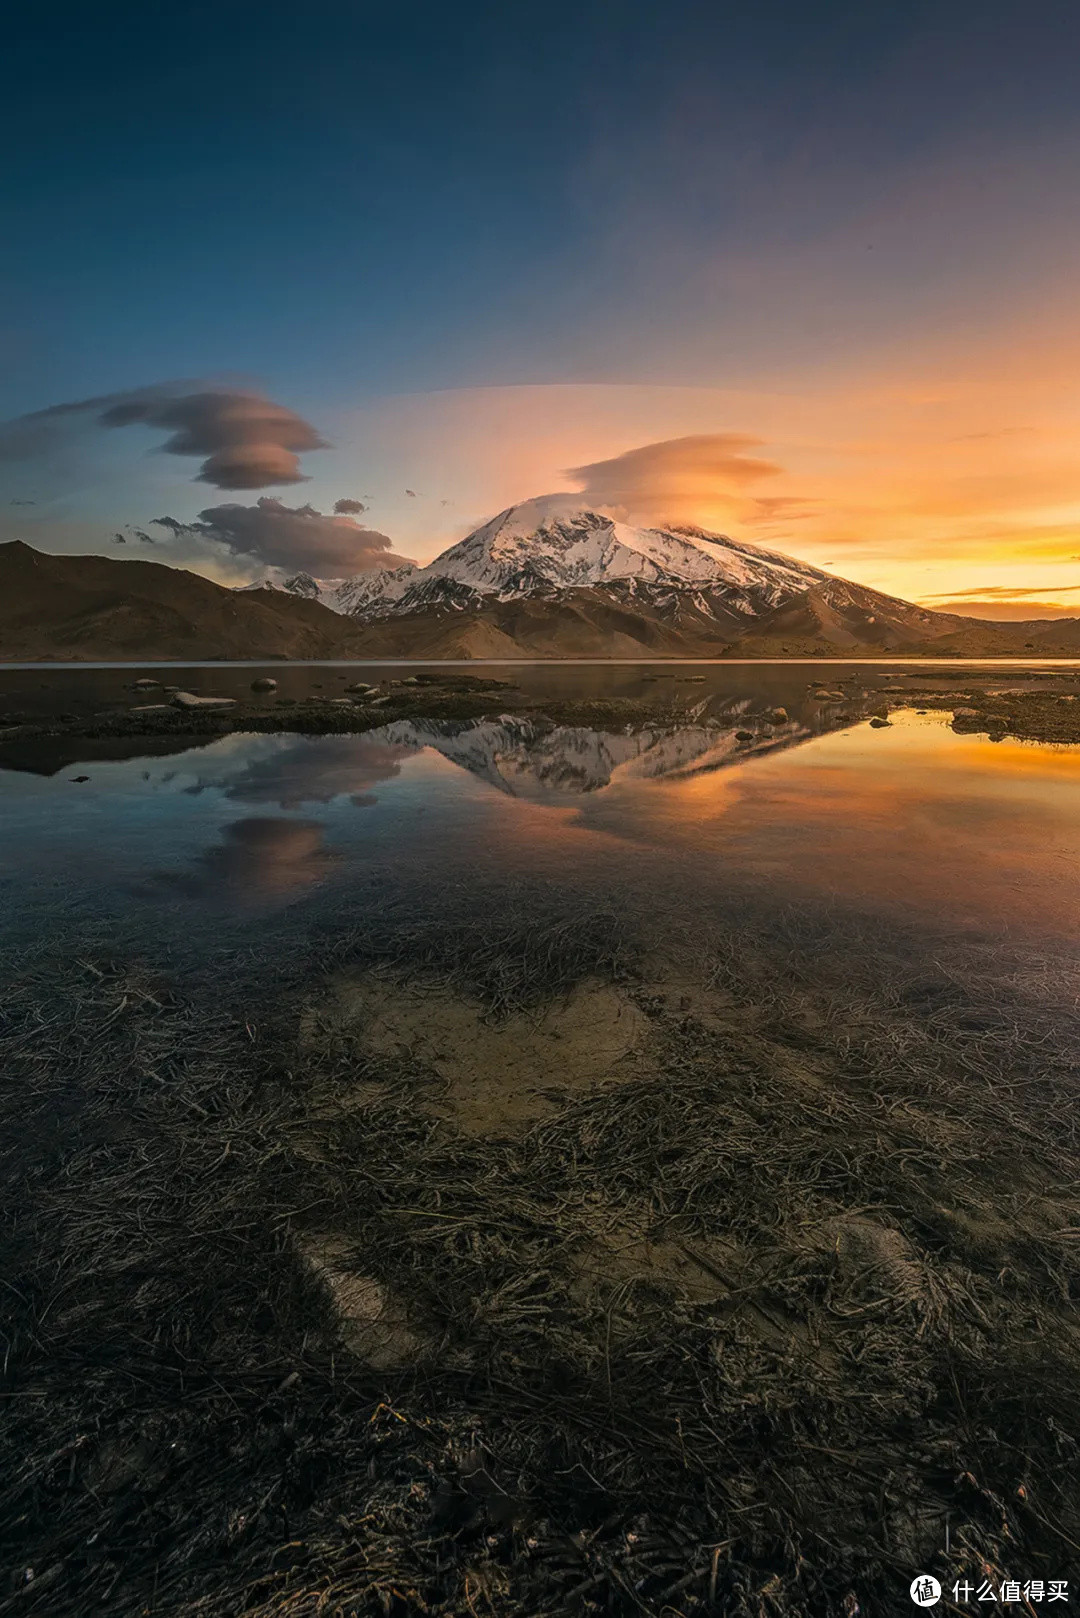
top-left (2, 661), bottom-right (1080, 970)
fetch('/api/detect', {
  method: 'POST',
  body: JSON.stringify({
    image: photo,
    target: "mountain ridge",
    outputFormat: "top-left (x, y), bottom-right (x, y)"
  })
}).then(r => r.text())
top-left (4, 508), bottom-right (1080, 660)
top-left (0, 539), bottom-right (375, 661)
top-left (255, 497), bottom-right (1045, 656)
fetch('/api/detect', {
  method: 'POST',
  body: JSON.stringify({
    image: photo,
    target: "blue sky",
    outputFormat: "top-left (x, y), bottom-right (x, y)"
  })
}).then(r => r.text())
top-left (3, 0), bottom-right (1080, 612)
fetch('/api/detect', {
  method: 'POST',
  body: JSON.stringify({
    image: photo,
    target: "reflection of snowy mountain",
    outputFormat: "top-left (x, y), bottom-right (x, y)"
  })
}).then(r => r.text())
top-left (375, 713), bottom-right (809, 800)
top-left (177, 714), bottom-right (812, 809)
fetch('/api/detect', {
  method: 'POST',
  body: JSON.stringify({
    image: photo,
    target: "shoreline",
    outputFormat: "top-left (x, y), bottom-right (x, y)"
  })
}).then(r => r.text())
top-left (4, 668), bottom-right (1080, 749)
top-left (5, 654), bottom-right (1080, 669)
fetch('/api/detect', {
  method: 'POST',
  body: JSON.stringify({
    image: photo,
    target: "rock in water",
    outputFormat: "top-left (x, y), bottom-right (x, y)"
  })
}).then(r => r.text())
top-left (768, 707), bottom-right (789, 724)
top-left (250, 677), bottom-right (278, 692)
top-left (170, 692), bottom-right (237, 710)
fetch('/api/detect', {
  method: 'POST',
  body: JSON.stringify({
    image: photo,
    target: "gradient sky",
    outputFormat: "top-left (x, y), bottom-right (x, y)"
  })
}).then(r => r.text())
top-left (3, 0), bottom-right (1080, 614)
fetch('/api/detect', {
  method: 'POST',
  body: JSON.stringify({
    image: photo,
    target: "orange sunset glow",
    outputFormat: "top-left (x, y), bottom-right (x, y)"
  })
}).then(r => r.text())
top-left (336, 308), bottom-right (1080, 619)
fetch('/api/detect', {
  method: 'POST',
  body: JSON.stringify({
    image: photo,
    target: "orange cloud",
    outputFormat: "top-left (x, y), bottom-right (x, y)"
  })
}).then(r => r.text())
top-left (919, 583), bottom-right (1080, 619)
top-left (564, 433), bottom-right (781, 523)
top-left (924, 600), bottom-right (1080, 621)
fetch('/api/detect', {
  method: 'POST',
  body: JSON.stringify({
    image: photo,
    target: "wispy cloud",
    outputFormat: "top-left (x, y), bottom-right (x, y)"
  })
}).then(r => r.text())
top-left (923, 598), bottom-right (1080, 621)
top-left (925, 583), bottom-right (1080, 600)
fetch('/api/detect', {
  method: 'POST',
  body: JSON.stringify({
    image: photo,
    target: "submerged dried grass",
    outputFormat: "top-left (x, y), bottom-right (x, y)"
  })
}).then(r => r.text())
top-left (3, 894), bottom-right (1080, 1615)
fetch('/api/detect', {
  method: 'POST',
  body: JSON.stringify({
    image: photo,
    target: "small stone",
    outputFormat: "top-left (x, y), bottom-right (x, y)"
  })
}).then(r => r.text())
top-left (170, 692), bottom-right (237, 710)
top-left (735, 730), bottom-right (755, 741)
top-left (132, 677), bottom-right (159, 689)
top-left (869, 716), bottom-right (891, 728)
top-left (768, 707), bottom-right (789, 724)
top-left (250, 677), bottom-right (278, 693)
top-left (130, 704), bottom-right (172, 714)
top-left (71, 775), bottom-right (89, 783)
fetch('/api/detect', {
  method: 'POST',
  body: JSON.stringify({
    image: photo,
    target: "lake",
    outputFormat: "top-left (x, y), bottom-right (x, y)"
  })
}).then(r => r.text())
top-left (4, 659), bottom-right (1080, 957)
top-left (4, 660), bottom-right (1080, 1614)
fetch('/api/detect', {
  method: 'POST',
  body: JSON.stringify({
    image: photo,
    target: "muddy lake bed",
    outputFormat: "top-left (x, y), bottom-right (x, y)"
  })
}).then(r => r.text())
top-left (3, 661), bottom-right (1080, 1615)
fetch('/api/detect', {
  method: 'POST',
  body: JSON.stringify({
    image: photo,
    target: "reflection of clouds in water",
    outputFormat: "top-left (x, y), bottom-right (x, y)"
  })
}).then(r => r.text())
top-left (149, 817), bottom-right (335, 907)
top-left (188, 736), bottom-right (413, 809)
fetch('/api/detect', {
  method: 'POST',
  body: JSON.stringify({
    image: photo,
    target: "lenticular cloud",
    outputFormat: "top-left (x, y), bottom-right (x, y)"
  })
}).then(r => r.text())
top-left (0, 382), bottom-right (329, 491)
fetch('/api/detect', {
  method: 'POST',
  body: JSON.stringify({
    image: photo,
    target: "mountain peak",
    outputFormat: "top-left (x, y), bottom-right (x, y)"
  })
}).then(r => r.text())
top-left (477, 493), bottom-right (616, 544)
top-left (244, 488), bottom-right (970, 653)
top-left (429, 495), bottom-right (766, 596)
top-left (251, 493), bottom-right (836, 622)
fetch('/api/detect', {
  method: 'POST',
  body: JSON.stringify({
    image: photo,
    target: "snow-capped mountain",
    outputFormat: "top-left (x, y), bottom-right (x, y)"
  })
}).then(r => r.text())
top-left (255, 495), bottom-right (830, 621)
top-left (247, 564), bottom-right (418, 614)
top-left (417, 494), bottom-right (827, 602)
top-left (249, 493), bottom-right (966, 652)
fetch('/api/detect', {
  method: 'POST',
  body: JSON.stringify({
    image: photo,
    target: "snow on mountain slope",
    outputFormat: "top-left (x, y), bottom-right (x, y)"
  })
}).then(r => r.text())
top-left (413, 495), bottom-right (827, 602)
top-left (253, 563), bottom-right (418, 614)
top-left (254, 496), bottom-right (834, 622)
top-left (326, 564), bottom-right (419, 616)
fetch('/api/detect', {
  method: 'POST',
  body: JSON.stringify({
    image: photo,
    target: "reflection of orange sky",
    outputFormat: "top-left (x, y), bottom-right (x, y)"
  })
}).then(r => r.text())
top-left (394, 717), bottom-right (1080, 942)
top-left (343, 315), bottom-right (1080, 614)
top-left (567, 715), bottom-right (1080, 936)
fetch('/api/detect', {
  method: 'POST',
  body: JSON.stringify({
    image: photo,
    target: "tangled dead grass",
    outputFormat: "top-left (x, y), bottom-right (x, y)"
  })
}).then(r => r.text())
top-left (3, 896), bottom-right (1080, 1615)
